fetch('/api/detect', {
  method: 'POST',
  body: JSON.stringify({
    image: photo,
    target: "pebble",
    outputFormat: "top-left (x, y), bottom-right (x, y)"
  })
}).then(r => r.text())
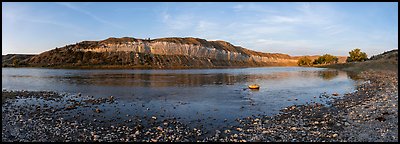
top-left (332, 134), bottom-right (338, 138)
top-left (157, 126), bottom-right (163, 131)
top-left (1, 70), bottom-right (397, 142)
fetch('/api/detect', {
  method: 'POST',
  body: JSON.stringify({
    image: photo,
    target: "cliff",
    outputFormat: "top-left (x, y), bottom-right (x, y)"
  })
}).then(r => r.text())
top-left (19, 37), bottom-right (299, 69)
top-left (2, 54), bottom-right (35, 67)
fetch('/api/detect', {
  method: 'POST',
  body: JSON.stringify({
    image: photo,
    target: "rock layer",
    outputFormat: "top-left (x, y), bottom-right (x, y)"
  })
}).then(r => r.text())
top-left (24, 37), bottom-right (298, 68)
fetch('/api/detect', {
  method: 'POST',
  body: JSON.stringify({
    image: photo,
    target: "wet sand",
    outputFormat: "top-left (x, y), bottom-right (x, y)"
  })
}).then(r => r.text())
top-left (2, 70), bottom-right (397, 142)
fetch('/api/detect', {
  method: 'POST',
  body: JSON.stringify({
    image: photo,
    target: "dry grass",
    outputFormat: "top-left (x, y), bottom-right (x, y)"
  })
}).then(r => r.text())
top-left (318, 58), bottom-right (398, 73)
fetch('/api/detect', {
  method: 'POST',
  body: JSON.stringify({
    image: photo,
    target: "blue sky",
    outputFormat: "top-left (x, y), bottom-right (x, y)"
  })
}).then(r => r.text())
top-left (2, 2), bottom-right (398, 56)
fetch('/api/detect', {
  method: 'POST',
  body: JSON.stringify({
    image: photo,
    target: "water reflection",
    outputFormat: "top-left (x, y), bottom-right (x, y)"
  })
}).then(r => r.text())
top-left (41, 71), bottom-right (344, 88)
top-left (2, 67), bottom-right (359, 130)
top-left (318, 70), bottom-right (339, 80)
top-left (346, 71), bottom-right (364, 80)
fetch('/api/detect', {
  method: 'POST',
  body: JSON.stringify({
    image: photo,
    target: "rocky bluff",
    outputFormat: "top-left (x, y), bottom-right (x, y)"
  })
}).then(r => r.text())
top-left (19, 37), bottom-right (299, 68)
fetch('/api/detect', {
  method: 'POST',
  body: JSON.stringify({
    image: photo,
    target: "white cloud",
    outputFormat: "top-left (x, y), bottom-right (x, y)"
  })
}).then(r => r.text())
top-left (323, 25), bottom-right (347, 36)
top-left (2, 4), bottom-right (85, 34)
top-left (268, 16), bottom-right (302, 24)
top-left (156, 3), bottom-right (393, 56)
top-left (57, 2), bottom-right (123, 29)
top-left (232, 3), bottom-right (278, 14)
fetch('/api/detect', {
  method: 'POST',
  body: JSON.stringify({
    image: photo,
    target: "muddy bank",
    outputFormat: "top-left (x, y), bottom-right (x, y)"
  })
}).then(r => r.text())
top-left (2, 70), bottom-right (397, 142)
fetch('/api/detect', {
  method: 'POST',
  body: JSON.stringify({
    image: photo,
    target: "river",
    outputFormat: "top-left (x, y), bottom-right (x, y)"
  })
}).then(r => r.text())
top-left (2, 67), bottom-right (360, 130)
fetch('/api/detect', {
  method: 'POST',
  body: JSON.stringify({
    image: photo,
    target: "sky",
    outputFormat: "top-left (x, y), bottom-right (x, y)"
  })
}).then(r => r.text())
top-left (2, 2), bottom-right (398, 56)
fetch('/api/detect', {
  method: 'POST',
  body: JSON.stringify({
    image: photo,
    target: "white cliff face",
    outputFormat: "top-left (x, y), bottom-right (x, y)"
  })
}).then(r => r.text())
top-left (76, 40), bottom-right (297, 64)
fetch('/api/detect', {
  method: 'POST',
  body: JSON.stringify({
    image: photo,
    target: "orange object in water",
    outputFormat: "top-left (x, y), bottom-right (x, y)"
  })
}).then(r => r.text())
top-left (248, 84), bottom-right (260, 89)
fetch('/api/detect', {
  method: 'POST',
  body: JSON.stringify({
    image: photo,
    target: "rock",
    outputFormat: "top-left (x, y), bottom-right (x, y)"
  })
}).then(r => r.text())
top-left (95, 108), bottom-right (102, 113)
top-left (332, 93), bottom-right (339, 96)
top-left (151, 138), bottom-right (158, 142)
top-left (262, 131), bottom-right (269, 135)
top-left (332, 134), bottom-right (338, 138)
top-left (93, 135), bottom-right (100, 140)
top-left (233, 134), bottom-right (238, 138)
top-left (157, 126), bottom-right (163, 131)
top-left (65, 105), bottom-right (77, 110)
top-left (264, 120), bottom-right (270, 124)
top-left (224, 130), bottom-right (231, 133)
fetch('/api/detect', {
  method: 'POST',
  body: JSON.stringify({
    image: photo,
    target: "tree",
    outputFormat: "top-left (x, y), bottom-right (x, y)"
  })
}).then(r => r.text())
top-left (313, 54), bottom-right (338, 65)
top-left (297, 56), bottom-right (313, 66)
top-left (346, 48), bottom-right (368, 62)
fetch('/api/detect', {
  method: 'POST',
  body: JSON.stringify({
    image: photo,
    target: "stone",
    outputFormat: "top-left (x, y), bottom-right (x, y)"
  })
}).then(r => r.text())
top-left (95, 108), bottom-right (102, 113)
top-left (332, 134), bottom-right (338, 138)
top-left (157, 126), bottom-right (163, 131)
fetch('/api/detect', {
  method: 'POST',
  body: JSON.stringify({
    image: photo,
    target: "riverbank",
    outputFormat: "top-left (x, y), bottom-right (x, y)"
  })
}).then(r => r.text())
top-left (205, 70), bottom-right (397, 142)
top-left (2, 63), bottom-right (298, 70)
top-left (2, 68), bottom-right (397, 142)
top-left (317, 57), bottom-right (398, 74)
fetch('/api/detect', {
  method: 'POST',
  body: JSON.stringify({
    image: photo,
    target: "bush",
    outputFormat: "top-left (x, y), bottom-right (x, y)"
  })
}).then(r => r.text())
top-left (346, 48), bottom-right (368, 62)
top-left (313, 54), bottom-right (338, 65)
top-left (297, 57), bottom-right (313, 66)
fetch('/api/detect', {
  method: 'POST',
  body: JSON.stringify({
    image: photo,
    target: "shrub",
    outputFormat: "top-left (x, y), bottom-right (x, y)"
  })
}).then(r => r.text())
top-left (346, 48), bottom-right (368, 62)
top-left (297, 57), bottom-right (313, 66)
top-left (313, 54), bottom-right (338, 65)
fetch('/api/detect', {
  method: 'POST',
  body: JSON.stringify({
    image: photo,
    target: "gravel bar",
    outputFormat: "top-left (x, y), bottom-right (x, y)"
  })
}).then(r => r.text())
top-left (2, 70), bottom-right (397, 142)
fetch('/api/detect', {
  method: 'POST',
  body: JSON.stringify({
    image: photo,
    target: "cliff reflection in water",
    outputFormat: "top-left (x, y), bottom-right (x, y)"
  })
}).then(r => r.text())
top-left (59, 70), bottom-right (350, 88)
top-left (63, 73), bottom-right (287, 87)
top-left (3, 67), bottom-right (359, 124)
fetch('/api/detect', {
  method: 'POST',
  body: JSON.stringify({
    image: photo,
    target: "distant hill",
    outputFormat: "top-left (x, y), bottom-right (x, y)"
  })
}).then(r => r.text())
top-left (2, 54), bottom-right (35, 67)
top-left (3, 37), bottom-right (301, 69)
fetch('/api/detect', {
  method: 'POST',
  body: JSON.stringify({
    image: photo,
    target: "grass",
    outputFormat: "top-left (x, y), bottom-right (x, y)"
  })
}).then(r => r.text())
top-left (316, 58), bottom-right (398, 74)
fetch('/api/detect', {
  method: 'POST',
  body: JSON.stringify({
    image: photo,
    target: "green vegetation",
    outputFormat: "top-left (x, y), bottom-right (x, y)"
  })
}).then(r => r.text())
top-left (346, 48), bottom-right (368, 62)
top-left (297, 56), bottom-right (313, 66)
top-left (318, 49), bottom-right (397, 73)
top-left (313, 54), bottom-right (338, 65)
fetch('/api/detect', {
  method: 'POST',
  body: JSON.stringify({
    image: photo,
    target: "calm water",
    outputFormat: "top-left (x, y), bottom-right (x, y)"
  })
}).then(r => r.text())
top-left (2, 67), bottom-right (360, 130)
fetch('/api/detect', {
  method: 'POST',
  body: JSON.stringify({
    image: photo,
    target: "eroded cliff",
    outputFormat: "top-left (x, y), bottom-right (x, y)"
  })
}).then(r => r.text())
top-left (23, 37), bottom-right (298, 68)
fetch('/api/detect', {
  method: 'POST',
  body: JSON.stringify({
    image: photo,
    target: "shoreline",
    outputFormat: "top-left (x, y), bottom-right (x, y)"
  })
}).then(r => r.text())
top-left (2, 64), bottom-right (300, 70)
top-left (2, 69), bottom-right (397, 142)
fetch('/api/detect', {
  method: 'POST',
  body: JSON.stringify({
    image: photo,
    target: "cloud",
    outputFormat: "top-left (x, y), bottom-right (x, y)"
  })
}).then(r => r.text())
top-left (268, 16), bottom-right (302, 24)
top-left (160, 9), bottom-right (196, 35)
top-left (155, 3), bottom-right (395, 56)
top-left (232, 3), bottom-right (278, 14)
top-left (323, 25), bottom-right (347, 36)
top-left (2, 4), bottom-right (84, 33)
top-left (57, 2), bottom-right (123, 29)
top-left (196, 21), bottom-right (217, 32)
